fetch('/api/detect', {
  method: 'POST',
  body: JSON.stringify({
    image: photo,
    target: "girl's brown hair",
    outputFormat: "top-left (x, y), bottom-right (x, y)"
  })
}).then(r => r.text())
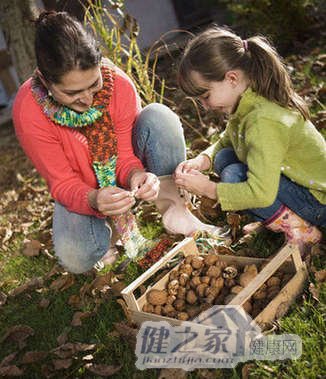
top-left (35, 11), bottom-right (102, 83)
top-left (178, 27), bottom-right (309, 119)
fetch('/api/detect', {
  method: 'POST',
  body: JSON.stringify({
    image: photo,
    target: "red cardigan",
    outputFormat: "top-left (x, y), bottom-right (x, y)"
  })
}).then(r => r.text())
top-left (13, 67), bottom-right (144, 218)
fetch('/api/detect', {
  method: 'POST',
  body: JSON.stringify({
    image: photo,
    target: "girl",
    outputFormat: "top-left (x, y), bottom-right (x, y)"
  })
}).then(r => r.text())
top-left (175, 26), bottom-right (325, 254)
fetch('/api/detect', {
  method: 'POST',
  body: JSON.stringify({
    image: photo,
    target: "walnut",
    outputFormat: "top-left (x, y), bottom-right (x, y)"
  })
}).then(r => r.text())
top-left (267, 285), bottom-right (280, 299)
top-left (191, 269), bottom-right (202, 277)
top-left (201, 276), bottom-right (210, 285)
top-left (142, 303), bottom-right (154, 313)
top-left (179, 263), bottom-right (193, 276)
top-left (253, 288), bottom-right (267, 300)
top-left (168, 280), bottom-right (179, 296)
top-left (197, 283), bottom-right (209, 297)
top-left (267, 276), bottom-right (281, 287)
top-left (224, 278), bottom-right (236, 288)
top-left (204, 254), bottom-right (219, 266)
top-left (169, 270), bottom-right (179, 281)
top-left (186, 289), bottom-right (197, 304)
top-left (231, 285), bottom-right (244, 294)
top-left (191, 256), bottom-right (204, 269)
top-left (239, 264), bottom-right (258, 287)
top-left (186, 305), bottom-right (201, 319)
top-left (210, 277), bottom-right (224, 290)
top-left (190, 276), bottom-right (202, 288)
top-left (179, 273), bottom-right (189, 287)
top-left (176, 287), bottom-right (186, 299)
top-left (177, 312), bottom-right (189, 321)
top-left (206, 265), bottom-right (222, 278)
top-left (166, 295), bottom-right (176, 305)
top-left (153, 305), bottom-right (162, 315)
top-left (185, 255), bottom-right (195, 265)
top-left (162, 304), bottom-right (176, 316)
top-left (222, 266), bottom-right (238, 279)
top-left (173, 299), bottom-right (186, 311)
top-left (147, 289), bottom-right (168, 305)
top-left (243, 300), bottom-right (252, 314)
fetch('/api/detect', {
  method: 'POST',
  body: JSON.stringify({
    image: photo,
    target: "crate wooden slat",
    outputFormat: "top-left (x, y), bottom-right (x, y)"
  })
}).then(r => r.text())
top-left (121, 237), bottom-right (308, 329)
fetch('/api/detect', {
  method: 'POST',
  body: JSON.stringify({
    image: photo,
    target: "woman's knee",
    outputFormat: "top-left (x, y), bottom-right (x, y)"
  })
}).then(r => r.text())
top-left (52, 203), bottom-right (110, 273)
top-left (220, 163), bottom-right (247, 183)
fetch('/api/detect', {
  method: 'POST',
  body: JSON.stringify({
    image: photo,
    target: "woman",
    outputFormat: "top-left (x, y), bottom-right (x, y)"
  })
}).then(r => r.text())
top-left (13, 11), bottom-right (216, 273)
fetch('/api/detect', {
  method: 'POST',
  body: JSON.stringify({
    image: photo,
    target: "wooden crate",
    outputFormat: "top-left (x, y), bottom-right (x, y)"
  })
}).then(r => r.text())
top-left (121, 237), bottom-right (308, 329)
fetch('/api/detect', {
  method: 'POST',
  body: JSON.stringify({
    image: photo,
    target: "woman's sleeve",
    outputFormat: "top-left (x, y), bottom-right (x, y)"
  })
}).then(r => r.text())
top-left (111, 71), bottom-right (144, 188)
top-left (15, 125), bottom-right (104, 218)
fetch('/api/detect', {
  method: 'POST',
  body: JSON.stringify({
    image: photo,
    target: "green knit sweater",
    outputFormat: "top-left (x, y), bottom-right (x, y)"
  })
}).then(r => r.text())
top-left (202, 88), bottom-right (326, 211)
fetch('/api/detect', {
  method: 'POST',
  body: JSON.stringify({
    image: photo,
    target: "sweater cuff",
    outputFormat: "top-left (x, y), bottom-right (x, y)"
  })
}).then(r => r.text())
top-left (216, 183), bottom-right (235, 211)
top-left (84, 189), bottom-right (106, 219)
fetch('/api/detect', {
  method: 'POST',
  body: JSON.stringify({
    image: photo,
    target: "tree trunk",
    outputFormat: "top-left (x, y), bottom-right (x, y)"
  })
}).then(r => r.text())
top-left (0, 0), bottom-right (40, 83)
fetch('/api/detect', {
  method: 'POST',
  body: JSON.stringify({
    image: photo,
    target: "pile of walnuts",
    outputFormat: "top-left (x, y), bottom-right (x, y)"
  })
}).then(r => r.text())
top-left (143, 254), bottom-right (292, 320)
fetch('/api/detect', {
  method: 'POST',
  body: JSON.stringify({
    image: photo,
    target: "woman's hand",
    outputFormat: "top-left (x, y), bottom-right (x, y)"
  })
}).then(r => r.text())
top-left (129, 170), bottom-right (160, 201)
top-left (175, 154), bottom-right (211, 175)
top-left (175, 169), bottom-right (218, 200)
top-left (89, 187), bottom-right (135, 216)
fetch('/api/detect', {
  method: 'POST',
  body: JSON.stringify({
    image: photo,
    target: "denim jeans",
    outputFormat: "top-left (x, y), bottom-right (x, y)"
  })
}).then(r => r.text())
top-left (53, 103), bottom-right (186, 273)
top-left (214, 147), bottom-right (326, 226)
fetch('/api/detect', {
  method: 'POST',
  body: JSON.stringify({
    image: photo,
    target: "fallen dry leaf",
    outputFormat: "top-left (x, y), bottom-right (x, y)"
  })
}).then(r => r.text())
top-left (315, 269), bottom-right (326, 283)
top-left (226, 212), bottom-right (241, 241)
top-left (110, 281), bottom-right (126, 296)
top-left (52, 342), bottom-right (96, 359)
top-left (1, 325), bottom-right (34, 349)
top-left (22, 239), bottom-right (42, 257)
top-left (56, 329), bottom-right (70, 345)
top-left (71, 311), bottom-right (93, 327)
top-left (241, 363), bottom-right (256, 379)
top-left (0, 352), bottom-right (17, 368)
top-left (85, 363), bottom-right (121, 376)
top-left (45, 264), bottom-right (64, 280)
top-left (309, 282), bottom-right (320, 302)
top-left (158, 368), bottom-right (188, 379)
top-left (38, 298), bottom-right (50, 309)
top-left (0, 291), bottom-right (7, 306)
top-left (21, 351), bottom-right (48, 364)
top-left (50, 273), bottom-right (75, 292)
top-left (0, 365), bottom-right (24, 377)
top-left (112, 322), bottom-right (138, 349)
top-left (52, 358), bottom-right (73, 370)
top-left (68, 294), bottom-right (82, 309)
top-left (9, 277), bottom-right (44, 297)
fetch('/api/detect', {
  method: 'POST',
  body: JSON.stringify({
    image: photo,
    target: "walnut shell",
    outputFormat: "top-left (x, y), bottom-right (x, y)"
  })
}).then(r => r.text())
top-left (190, 276), bottom-right (202, 288)
top-left (204, 254), bottom-right (219, 266)
top-left (191, 256), bottom-right (204, 269)
top-left (243, 300), bottom-right (252, 314)
top-left (210, 276), bottom-right (224, 290)
top-left (176, 287), bottom-right (186, 299)
top-left (197, 283), bottom-right (209, 297)
top-left (177, 312), bottom-right (189, 321)
top-left (179, 263), bottom-right (193, 276)
top-left (231, 285), bottom-right (244, 294)
top-left (222, 266), bottom-right (238, 279)
top-left (179, 273), bottom-right (189, 287)
top-left (147, 289), bottom-right (168, 305)
top-left (166, 295), bottom-right (176, 305)
top-left (169, 270), bottom-right (179, 281)
top-left (162, 304), bottom-right (176, 316)
top-left (206, 265), bottom-right (222, 278)
top-left (201, 276), bottom-right (210, 285)
top-left (267, 276), bottom-right (281, 287)
top-left (185, 255), bottom-right (195, 265)
top-left (186, 305), bottom-right (201, 319)
top-left (142, 303), bottom-right (154, 313)
top-left (186, 289), bottom-right (197, 304)
top-left (244, 264), bottom-right (258, 275)
top-left (173, 298), bottom-right (186, 311)
top-left (153, 305), bottom-right (162, 315)
top-left (168, 279), bottom-right (179, 296)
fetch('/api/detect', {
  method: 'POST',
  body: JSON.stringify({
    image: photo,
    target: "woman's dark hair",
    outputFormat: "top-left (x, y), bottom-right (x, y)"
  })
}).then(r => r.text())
top-left (35, 11), bottom-right (102, 83)
top-left (179, 26), bottom-right (309, 119)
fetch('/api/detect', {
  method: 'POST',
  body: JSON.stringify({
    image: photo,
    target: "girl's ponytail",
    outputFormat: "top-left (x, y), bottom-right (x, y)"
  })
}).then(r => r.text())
top-left (179, 27), bottom-right (309, 120)
top-left (246, 36), bottom-right (309, 119)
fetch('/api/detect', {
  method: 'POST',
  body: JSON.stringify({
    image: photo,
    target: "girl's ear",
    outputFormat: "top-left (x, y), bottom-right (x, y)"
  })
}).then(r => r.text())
top-left (225, 70), bottom-right (240, 87)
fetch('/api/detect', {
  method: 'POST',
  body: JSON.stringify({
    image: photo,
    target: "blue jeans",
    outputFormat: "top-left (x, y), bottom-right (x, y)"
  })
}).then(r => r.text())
top-left (53, 103), bottom-right (186, 273)
top-left (214, 147), bottom-right (326, 226)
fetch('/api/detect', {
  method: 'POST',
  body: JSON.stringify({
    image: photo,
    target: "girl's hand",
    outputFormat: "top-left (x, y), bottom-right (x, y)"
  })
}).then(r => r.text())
top-left (175, 155), bottom-right (211, 175)
top-left (130, 170), bottom-right (160, 201)
top-left (175, 169), bottom-right (218, 200)
top-left (93, 187), bottom-right (136, 216)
